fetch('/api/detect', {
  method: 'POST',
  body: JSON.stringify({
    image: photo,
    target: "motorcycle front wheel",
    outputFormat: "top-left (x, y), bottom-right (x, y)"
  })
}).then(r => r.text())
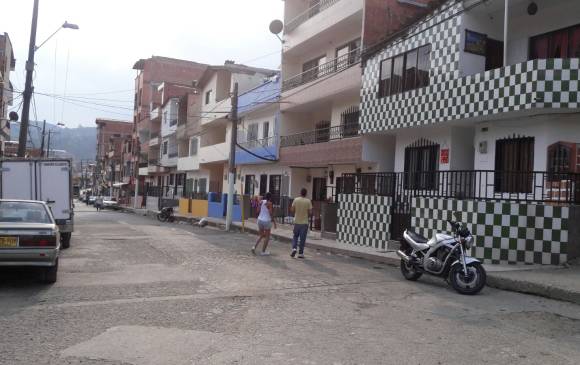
top-left (400, 259), bottom-right (422, 281)
top-left (449, 262), bottom-right (486, 295)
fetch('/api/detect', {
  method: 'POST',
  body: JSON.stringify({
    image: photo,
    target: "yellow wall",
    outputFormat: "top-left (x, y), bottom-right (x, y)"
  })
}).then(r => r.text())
top-left (179, 199), bottom-right (209, 217)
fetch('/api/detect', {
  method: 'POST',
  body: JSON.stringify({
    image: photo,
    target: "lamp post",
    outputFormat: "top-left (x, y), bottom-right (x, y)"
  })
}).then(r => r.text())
top-left (16, 0), bottom-right (78, 157)
top-left (45, 122), bottom-right (64, 157)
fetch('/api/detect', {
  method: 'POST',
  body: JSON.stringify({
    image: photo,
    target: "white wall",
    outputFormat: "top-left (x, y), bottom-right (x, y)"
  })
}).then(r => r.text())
top-left (394, 126), bottom-right (452, 172)
top-left (161, 99), bottom-right (179, 137)
top-left (474, 112), bottom-right (580, 171)
top-left (362, 134), bottom-right (396, 172)
top-left (450, 127), bottom-right (475, 170)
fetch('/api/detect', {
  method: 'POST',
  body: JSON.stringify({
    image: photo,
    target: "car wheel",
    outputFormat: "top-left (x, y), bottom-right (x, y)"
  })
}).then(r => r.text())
top-left (61, 232), bottom-right (71, 249)
top-left (42, 259), bottom-right (58, 284)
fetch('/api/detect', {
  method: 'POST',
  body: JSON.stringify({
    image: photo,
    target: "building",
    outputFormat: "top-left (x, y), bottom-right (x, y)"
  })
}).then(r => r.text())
top-left (176, 61), bottom-right (276, 196)
top-left (338, 0), bottom-right (580, 265)
top-left (95, 119), bottom-right (132, 196)
top-left (132, 56), bottom-right (208, 202)
top-left (235, 74), bottom-right (282, 199)
top-left (0, 32), bottom-right (15, 142)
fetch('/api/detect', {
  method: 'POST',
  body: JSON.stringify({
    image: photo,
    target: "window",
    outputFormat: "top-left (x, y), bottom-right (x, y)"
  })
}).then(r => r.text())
top-left (259, 175), bottom-right (268, 195)
top-left (335, 38), bottom-right (361, 70)
top-left (494, 136), bottom-right (534, 193)
top-left (169, 99), bottom-right (178, 126)
top-left (262, 122), bottom-right (270, 140)
top-left (162, 141), bottom-right (168, 155)
top-left (547, 142), bottom-right (574, 178)
top-left (205, 90), bottom-right (212, 105)
top-left (379, 44), bottom-right (431, 98)
top-left (269, 175), bottom-right (282, 204)
top-left (302, 55), bottom-right (327, 83)
top-left (530, 23), bottom-right (580, 59)
top-left (198, 178), bottom-right (207, 193)
top-left (189, 137), bottom-right (198, 156)
top-left (404, 139), bottom-right (439, 190)
top-left (340, 106), bottom-right (360, 137)
top-left (247, 124), bottom-right (259, 148)
top-left (315, 120), bottom-right (330, 143)
top-left (244, 175), bottom-right (255, 195)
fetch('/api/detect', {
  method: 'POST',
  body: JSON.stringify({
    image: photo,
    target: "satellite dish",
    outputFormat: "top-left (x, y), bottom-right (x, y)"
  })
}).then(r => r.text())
top-left (527, 2), bottom-right (538, 15)
top-left (269, 19), bottom-right (284, 35)
top-left (9, 111), bottom-right (18, 121)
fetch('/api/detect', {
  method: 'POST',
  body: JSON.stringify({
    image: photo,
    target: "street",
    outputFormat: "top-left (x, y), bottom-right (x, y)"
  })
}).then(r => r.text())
top-left (1, 205), bottom-right (580, 365)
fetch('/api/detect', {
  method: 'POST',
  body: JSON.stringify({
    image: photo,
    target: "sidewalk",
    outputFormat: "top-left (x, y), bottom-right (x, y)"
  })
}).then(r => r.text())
top-left (120, 205), bottom-right (580, 305)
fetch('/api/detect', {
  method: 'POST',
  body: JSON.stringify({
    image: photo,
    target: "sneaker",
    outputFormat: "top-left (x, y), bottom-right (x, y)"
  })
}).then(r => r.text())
top-left (297, 253), bottom-right (305, 259)
top-left (260, 251), bottom-right (271, 256)
top-left (251, 247), bottom-right (256, 255)
top-left (290, 249), bottom-right (297, 258)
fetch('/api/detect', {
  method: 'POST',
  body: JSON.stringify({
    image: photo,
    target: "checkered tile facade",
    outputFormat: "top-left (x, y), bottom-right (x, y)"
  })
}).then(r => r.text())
top-left (411, 197), bottom-right (570, 265)
top-left (360, 0), bottom-right (580, 134)
top-left (337, 194), bottom-right (392, 250)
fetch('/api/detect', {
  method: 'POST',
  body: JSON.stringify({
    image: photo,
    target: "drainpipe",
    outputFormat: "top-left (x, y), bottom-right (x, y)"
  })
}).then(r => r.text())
top-left (503, 0), bottom-right (509, 66)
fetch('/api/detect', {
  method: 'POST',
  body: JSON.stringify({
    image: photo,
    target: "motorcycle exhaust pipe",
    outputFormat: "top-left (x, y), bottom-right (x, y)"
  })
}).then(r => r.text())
top-left (396, 250), bottom-right (410, 263)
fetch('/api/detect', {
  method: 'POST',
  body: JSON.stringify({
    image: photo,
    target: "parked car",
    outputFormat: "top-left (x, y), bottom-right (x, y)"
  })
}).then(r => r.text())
top-left (89, 196), bottom-right (97, 205)
top-left (103, 197), bottom-right (119, 210)
top-left (0, 200), bottom-right (60, 283)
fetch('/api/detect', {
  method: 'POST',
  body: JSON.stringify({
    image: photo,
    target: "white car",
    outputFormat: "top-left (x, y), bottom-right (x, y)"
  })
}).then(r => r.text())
top-left (102, 197), bottom-right (119, 210)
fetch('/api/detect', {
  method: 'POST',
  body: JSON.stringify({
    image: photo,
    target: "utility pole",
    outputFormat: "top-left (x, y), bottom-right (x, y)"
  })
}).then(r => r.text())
top-left (39, 120), bottom-right (46, 157)
top-left (133, 137), bottom-right (141, 209)
top-left (46, 130), bottom-right (51, 157)
top-left (225, 82), bottom-right (239, 231)
top-left (17, 0), bottom-right (40, 157)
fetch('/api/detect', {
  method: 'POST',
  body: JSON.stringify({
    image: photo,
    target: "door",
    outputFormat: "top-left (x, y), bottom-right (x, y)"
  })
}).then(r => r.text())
top-left (0, 161), bottom-right (35, 200)
top-left (259, 174), bottom-right (268, 195)
top-left (486, 38), bottom-right (504, 71)
top-left (244, 175), bottom-right (255, 196)
top-left (36, 160), bottom-right (72, 221)
top-left (269, 175), bottom-right (282, 204)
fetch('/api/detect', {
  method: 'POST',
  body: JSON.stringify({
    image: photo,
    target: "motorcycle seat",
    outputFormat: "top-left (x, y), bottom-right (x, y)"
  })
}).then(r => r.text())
top-left (404, 230), bottom-right (430, 251)
top-left (407, 230), bottom-right (428, 243)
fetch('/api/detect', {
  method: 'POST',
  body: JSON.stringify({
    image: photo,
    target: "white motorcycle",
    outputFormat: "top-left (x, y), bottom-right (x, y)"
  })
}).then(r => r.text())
top-left (396, 219), bottom-right (486, 295)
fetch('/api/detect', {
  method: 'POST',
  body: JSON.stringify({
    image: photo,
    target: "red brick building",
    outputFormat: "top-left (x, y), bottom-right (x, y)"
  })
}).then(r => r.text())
top-left (95, 119), bottom-right (132, 195)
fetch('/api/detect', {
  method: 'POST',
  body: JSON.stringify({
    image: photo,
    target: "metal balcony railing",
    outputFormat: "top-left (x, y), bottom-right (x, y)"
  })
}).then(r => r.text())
top-left (238, 135), bottom-right (277, 150)
top-left (280, 123), bottom-right (359, 148)
top-left (285, 0), bottom-right (341, 33)
top-left (339, 170), bottom-right (580, 205)
top-left (282, 47), bottom-right (361, 92)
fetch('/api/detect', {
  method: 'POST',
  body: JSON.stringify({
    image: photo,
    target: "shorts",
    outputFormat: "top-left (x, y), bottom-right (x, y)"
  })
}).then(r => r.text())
top-left (258, 219), bottom-right (272, 231)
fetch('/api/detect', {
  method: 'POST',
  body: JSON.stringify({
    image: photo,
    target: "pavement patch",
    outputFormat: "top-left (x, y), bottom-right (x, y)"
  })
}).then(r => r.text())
top-left (61, 326), bottom-right (225, 365)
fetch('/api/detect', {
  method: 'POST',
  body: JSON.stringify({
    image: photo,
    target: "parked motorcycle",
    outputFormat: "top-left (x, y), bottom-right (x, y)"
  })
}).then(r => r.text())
top-left (157, 207), bottom-right (175, 222)
top-left (396, 218), bottom-right (486, 295)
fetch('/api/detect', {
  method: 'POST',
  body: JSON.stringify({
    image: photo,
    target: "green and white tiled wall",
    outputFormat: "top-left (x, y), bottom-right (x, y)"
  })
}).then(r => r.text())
top-left (412, 197), bottom-right (570, 265)
top-left (337, 194), bottom-right (392, 250)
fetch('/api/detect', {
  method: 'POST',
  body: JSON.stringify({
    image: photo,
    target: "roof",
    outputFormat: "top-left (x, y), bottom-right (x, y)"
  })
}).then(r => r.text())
top-left (198, 62), bottom-right (278, 88)
top-left (132, 56), bottom-right (207, 70)
top-left (95, 118), bottom-right (132, 126)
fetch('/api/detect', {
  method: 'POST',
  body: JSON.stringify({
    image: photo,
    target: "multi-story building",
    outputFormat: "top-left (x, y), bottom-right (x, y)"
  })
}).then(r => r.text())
top-left (0, 32), bottom-right (15, 142)
top-left (235, 74), bottom-right (283, 199)
top-left (338, 0), bottom-right (580, 265)
top-left (95, 119), bottom-right (132, 195)
top-left (131, 56), bottom-right (207, 198)
top-left (177, 61), bottom-right (276, 194)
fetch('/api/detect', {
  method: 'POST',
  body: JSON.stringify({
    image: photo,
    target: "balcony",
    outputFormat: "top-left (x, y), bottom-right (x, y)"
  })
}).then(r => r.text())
top-left (235, 136), bottom-right (278, 165)
top-left (177, 155), bottom-right (200, 172)
top-left (285, 0), bottom-right (341, 33)
top-left (150, 107), bottom-right (160, 121)
top-left (279, 124), bottom-right (362, 167)
top-left (149, 132), bottom-right (160, 147)
top-left (283, 0), bottom-right (363, 54)
top-left (199, 142), bottom-right (229, 164)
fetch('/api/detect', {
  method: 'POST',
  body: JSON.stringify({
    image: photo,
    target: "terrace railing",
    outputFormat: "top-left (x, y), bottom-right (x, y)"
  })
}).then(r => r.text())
top-left (282, 47), bottom-right (361, 92)
top-left (284, 0), bottom-right (341, 33)
top-left (339, 170), bottom-right (580, 205)
top-left (280, 123), bottom-right (360, 148)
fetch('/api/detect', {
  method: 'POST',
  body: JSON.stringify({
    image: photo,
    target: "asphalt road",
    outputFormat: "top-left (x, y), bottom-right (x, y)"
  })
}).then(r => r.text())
top-left (1, 204), bottom-right (580, 365)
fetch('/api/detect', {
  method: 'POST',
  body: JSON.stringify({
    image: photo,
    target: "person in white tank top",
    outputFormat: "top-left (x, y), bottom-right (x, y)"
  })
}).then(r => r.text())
top-left (252, 192), bottom-right (277, 255)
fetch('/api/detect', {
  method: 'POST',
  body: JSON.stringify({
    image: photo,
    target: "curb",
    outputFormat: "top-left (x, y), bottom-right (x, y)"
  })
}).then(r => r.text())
top-left (486, 274), bottom-right (580, 305)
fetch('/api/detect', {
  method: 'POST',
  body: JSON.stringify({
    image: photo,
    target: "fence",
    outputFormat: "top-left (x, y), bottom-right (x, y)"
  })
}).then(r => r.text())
top-left (340, 170), bottom-right (580, 204)
top-left (280, 123), bottom-right (360, 148)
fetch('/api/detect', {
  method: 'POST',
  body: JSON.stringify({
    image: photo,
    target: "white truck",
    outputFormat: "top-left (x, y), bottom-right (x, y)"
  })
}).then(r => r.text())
top-left (0, 159), bottom-right (74, 248)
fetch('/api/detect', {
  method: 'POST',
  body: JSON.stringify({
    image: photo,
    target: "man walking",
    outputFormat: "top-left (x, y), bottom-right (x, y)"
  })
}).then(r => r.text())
top-left (290, 188), bottom-right (312, 258)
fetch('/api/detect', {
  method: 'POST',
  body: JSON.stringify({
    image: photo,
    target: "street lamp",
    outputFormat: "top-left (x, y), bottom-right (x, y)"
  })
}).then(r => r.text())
top-left (46, 123), bottom-right (65, 157)
top-left (17, 0), bottom-right (79, 157)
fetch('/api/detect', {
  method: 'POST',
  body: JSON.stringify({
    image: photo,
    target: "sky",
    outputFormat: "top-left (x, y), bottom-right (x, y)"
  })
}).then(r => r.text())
top-left (4, 0), bottom-right (284, 127)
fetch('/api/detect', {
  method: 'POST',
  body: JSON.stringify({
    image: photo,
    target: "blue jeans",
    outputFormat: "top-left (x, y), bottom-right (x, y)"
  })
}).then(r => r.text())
top-left (292, 224), bottom-right (309, 254)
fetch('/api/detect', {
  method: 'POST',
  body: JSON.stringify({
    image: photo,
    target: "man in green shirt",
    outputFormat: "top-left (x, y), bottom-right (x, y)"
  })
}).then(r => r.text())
top-left (290, 188), bottom-right (312, 258)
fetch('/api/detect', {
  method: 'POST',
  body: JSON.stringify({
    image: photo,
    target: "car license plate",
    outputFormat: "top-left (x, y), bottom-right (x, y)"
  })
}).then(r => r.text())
top-left (0, 237), bottom-right (18, 248)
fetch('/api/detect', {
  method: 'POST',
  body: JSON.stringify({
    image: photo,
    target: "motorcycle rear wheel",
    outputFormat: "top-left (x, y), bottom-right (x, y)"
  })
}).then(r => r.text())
top-left (449, 262), bottom-right (486, 295)
top-left (157, 213), bottom-right (168, 222)
top-left (400, 259), bottom-right (422, 281)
